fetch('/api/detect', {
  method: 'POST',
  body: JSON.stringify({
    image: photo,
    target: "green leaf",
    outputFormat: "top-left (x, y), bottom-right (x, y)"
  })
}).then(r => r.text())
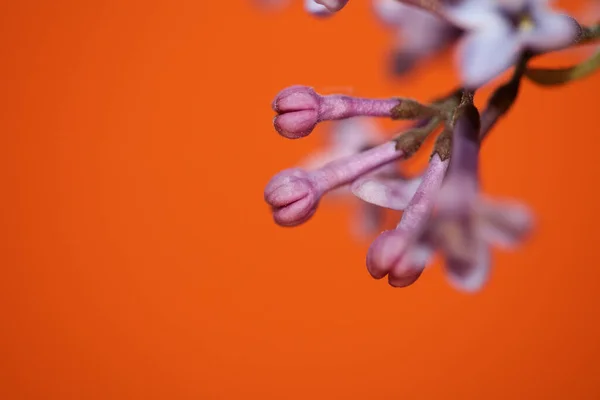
top-left (524, 49), bottom-right (600, 86)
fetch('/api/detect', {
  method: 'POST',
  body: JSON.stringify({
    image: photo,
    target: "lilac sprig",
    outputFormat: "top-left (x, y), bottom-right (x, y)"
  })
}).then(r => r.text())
top-left (264, 80), bottom-right (535, 291)
top-left (373, 0), bottom-right (461, 75)
top-left (259, 0), bottom-right (600, 293)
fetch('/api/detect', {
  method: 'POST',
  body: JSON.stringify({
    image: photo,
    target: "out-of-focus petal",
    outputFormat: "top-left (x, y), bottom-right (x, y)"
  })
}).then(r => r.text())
top-left (302, 149), bottom-right (344, 171)
top-left (526, 11), bottom-right (580, 51)
top-left (329, 118), bottom-right (382, 152)
top-left (304, 0), bottom-right (332, 16)
top-left (457, 28), bottom-right (521, 88)
top-left (351, 175), bottom-right (421, 210)
top-left (301, 118), bottom-right (382, 171)
top-left (445, 238), bottom-right (491, 293)
top-left (350, 201), bottom-right (386, 239)
top-left (372, 0), bottom-right (408, 26)
top-left (442, 0), bottom-right (500, 30)
top-left (477, 196), bottom-right (534, 249)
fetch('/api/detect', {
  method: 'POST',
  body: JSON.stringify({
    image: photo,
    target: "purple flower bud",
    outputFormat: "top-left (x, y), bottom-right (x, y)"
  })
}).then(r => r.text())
top-left (264, 169), bottom-right (320, 227)
top-left (272, 86), bottom-right (320, 139)
top-left (265, 141), bottom-right (406, 226)
top-left (366, 229), bottom-right (424, 287)
top-left (373, 0), bottom-right (462, 75)
top-left (365, 154), bottom-right (449, 286)
top-left (272, 85), bottom-right (403, 139)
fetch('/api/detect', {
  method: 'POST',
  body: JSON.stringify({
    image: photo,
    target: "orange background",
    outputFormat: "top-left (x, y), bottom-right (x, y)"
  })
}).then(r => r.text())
top-left (1, 1), bottom-right (599, 399)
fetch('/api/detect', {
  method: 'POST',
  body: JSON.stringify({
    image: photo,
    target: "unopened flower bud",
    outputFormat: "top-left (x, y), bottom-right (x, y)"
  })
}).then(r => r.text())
top-left (272, 85), bottom-right (404, 139)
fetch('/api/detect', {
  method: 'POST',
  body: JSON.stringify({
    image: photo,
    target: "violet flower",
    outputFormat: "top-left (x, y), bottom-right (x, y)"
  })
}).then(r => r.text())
top-left (401, 102), bottom-right (533, 291)
top-left (442, 0), bottom-right (580, 88)
top-left (373, 0), bottom-right (461, 74)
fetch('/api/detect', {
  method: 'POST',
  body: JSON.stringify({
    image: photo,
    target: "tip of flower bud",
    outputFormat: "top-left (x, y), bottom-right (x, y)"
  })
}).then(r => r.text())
top-left (388, 270), bottom-right (422, 288)
top-left (273, 112), bottom-right (319, 139)
top-left (264, 168), bottom-right (320, 226)
top-left (366, 229), bottom-right (425, 286)
top-left (272, 86), bottom-right (321, 139)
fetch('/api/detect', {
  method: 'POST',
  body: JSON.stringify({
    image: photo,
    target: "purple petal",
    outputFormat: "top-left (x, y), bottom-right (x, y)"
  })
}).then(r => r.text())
top-left (445, 238), bottom-right (491, 293)
top-left (526, 11), bottom-right (580, 52)
top-left (329, 118), bottom-right (382, 152)
top-left (302, 118), bottom-right (382, 170)
top-left (315, 0), bottom-right (349, 12)
top-left (477, 196), bottom-right (534, 249)
top-left (372, 0), bottom-right (407, 26)
top-left (351, 175), bottom-right (421, 210)
top-left (457, 29), bottom-right (521, 88)
top-left (401, 9), bottom-right (456, 53)
top-left (442, 0), bottom-right (502, 31)
top-left (350, 201), bottom-right (385, 240)
top-left (304, 0), bottom-right (332, 16)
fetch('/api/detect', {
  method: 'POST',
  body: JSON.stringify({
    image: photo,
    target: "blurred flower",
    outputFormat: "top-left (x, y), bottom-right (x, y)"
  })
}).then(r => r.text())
top-left (373, 0), bottom-right (461, 75)
top-left (399, 101), bottom-right (533, 291)
top-left (443, 0), bottom-right (580, 88)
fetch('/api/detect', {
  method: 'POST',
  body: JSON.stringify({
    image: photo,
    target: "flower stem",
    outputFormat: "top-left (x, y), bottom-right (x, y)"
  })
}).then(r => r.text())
top-left (578, 23), bottom-right (600, 46)
top-left (524, 49), bottom-right (600, 86)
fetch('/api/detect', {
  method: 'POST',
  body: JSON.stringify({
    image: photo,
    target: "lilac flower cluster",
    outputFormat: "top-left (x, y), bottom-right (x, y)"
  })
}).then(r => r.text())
top-left (259, 0), bottom-right (600, 292)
